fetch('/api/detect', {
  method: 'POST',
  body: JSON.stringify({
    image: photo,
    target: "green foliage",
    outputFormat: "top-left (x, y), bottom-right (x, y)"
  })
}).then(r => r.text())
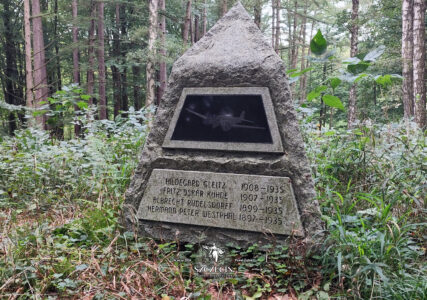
top-left (310, 30), bottom-right (328, 55)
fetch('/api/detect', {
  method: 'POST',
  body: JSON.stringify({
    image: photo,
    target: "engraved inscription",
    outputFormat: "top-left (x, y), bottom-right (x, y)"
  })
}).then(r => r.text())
top-left (137, 169), bottom-right (304, 236)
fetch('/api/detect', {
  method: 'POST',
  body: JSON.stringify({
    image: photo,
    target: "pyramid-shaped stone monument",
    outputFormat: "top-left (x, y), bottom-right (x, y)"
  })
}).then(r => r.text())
top-left (124, 3), bottom-right (322, 246)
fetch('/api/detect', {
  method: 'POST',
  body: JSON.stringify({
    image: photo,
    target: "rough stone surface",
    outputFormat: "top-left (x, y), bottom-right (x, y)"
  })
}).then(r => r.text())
top-left (124, 2), bottom-right (323, 246)
top-left (137, 169), bottom-right (303, 236)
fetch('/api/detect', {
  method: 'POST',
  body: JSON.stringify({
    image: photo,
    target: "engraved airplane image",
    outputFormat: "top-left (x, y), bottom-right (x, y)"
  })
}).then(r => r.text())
top-left (185, 108), bottom-right (266, 132)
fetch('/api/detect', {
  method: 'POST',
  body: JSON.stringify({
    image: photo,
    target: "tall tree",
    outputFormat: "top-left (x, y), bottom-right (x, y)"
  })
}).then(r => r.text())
top-left (87, 1), bottom-right (96, 106)
top-left (112, 4), bottom-right (122, 118)
top-left (222, 0), bottom-right (228, 17)
top-left (275, 0), bottom-right (280, 53)
top-left (183, 0), bottom-right (192, 44)
top-left (290, 0), bottom-right (299, 69)
top-left (1, 0), bottom-right (23, 133)
top-left (158, 0), bottom-right (167, 103)
top-left (120, 5), bottom-right (129, 114)
top-left (271, 0), bottom-right (275, 47)
top-left (254, 0), bottom-right (262, 28)
top-left (413, 0), bottom-right (426, 128)
top-left (32, 0), bottom-right (49, 128)
top-left (24, 0), bottom-right (33, 109)
top-left (97, 1), bottom-right (107, 119)
top-left (72, 0), bottom-right (81, 135)
top-left (347, 0), bottom-right (359, 128)
top-left (202, 0), bottom-right (208, 35)
top-left (146, 0), bottom-right (159, 110)
top-left (299, 1), bottom-right (308, 102)
top-left (402, 0), bottom-right (414, 119)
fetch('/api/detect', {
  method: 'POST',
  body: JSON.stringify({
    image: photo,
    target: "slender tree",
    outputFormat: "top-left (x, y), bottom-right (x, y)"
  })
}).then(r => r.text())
top-left (254, 0), bottom-right (262, 28)
top-left (112, 4), bottom-right (122, 118)
top-left (72, 0), bottom-right (81, 135)
top-left (146, 0), bottom-right (159, 110)
top-left (222, 0), bottom-right (228, 17)
top-left (24, 0), bottom-right (33, 109)
top-left (299, 0), bottom-right (308, 102)
top-left (402, 0), bottom-right (414, 119)
top-left (347, 0), bottom-right (359, 128)
top-left (202, 0), bottom-right (208, 35)
top-left (183, 0), bottom-right (192, 44)
top-left (275, 0), bottom-right (280, 53)
top-left (97, 1), bottom-right (107, 119)
top-left (120, 5), bottom-right (129, 114)
top-left (87, 1), bottom-right (96, 106)
top-left (158, 0), bottom-right (167, 103)
top-left (413, 0), bottom-right (426, 128)
top-left (32, 0), bottom-right (49, 128)
top-left (271, 0), bottom-right (275, 47)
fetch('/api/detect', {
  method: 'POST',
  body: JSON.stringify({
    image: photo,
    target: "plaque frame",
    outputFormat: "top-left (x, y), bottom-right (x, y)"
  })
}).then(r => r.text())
top-left (162, 87), bottom-right (284, 153)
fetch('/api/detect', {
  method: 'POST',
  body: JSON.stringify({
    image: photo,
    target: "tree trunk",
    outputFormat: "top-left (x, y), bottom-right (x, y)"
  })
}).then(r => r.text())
top-left (254, 0), bottom-right (261, 28)
top-left (202, 0), bottom-right (207, 35)
top-left (402, 0), bottom-right (414, 119)
top-left (1, 0), bottom-right (20, 133)
top-left (120, 5), bottom-right (129, 115)
top-left (194, 14), bottom-right (200, 42)
top-left (275, 0), bottom-right (281, 53)
top-left (54, 0), bottom-right (62, 90)
top-left (32, 0), bottom-right (49, 128)
top-left (158, 0), bottom-right (167, 104)
top-left (413, 0), bottom-right (426, 128)
top-left (271, 0), bottom-right (275, 47)
top-left (132, 66), bottom-right (142, 110)
top-left (183, 0), bottom-right (192, 44)
top-left (299, 1), bottom-right (308, 102)
top-left (146, 0), bottom-right (159, 111)
top-left (97, 1), bottom-right (107, 120)
top-left (87, 1), bottom-right (96, 106)
top-left (72, 0), bottom-right (81, 136)
top-left (287, 8), bottom-right (292, 66)
top-left (112, 4), bottom-right (122, 118)
top-left (222, 0), bottom-right (228, 17)
top-left (291, 0), bottom-right (299, 69)
top-left (24, 0), bottom-right (34, 109)
top-left (347, 0), bottom-right (359, 128)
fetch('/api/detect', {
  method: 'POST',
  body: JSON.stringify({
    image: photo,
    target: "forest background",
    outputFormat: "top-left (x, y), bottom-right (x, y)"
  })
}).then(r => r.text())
top-left (0, 0), bottom-right (426, 299)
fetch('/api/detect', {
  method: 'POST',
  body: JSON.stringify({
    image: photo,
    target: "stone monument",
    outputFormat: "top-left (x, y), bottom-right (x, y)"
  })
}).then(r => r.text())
top-left (124, 2), bottom-right (322, 246)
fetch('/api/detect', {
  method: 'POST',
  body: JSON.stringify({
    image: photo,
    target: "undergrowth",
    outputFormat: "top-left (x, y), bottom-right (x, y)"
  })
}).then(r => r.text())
top-left (0, 104), bottom-right (425, 299)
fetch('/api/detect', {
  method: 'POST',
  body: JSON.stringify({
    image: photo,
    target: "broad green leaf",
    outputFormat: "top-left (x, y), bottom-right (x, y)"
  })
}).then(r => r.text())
top-left (322, 94), bottom-right (345, 111)
top-left (80, 94), bottom-right (91, 101)
top-left (347, 61), bottom-right (370, 74)
top-left (307, 85), bottom-right (328, 101)
top-left (375, 74), bottom-right (392, 86)
top-left (329, 77), bottom-right (341, 89)
top-left (310, 30), bottom-right (327, 55)
top-left (364, 45), bottom-right (386, 62)
top-left (76, 101), bottom-right (89, 109)
top-left (286, 68), bottom-right (298, 74)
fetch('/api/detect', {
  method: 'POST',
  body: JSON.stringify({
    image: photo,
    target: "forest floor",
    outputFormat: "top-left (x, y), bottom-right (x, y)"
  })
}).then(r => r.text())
top-left (0, 111), bottom-right (426, 299)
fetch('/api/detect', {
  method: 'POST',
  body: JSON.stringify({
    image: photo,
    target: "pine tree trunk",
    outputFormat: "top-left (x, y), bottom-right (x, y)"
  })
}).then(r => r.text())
top-left (97, 1), bottom-right (107, 120)
top-left (222, 0), bottom-right (228, 17)
top-left (271, 0), bottom-right (275, 47)
top-left (87, 1), bottom-right (96, 106)
top-left (347, 0), bottom-right (359, 128)
top-left (254, 0), bottom-right (261, 28)
top-left (72, 0), bottom-right (81, 136)
top-left (1, 0), bottom-right (20, 133)
top-left (54, 0), bottom-right (62, 90)
top-left (146, 0), bottom-right (159, 111)
top-left (183, 0), bottom-right (192, 44)
top-left (120, 5), bottom-right (129, 115)
top-left (32, 0), bottom-right (49, 128)
top-left (132, 66), bottom-right (142, 110)
top-left (202, 0), bottom-right (207, 35)
top-left (112, 4), bottom-right (122, 118)
top-left (287, 8), bottom-right (292, 66)
top-left (402, 0), bottom-right (414, 119)
top-left (413, 0), bottom-right (426, 128)
top-left (24, 0), bottom-right (33, 109)
top-left (275, 0), bottom-right (281, 53)
top-left (158, 0), bottom-right (167, 104)
top-left (291, 0), bottom-right (298, 69)
top-left (299, 1), bottom-right (308, 102)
